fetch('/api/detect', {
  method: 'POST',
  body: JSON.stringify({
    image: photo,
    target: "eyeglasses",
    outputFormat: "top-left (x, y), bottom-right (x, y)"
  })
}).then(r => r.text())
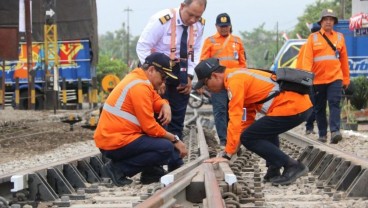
top-left (155, 67), bottom-right (168, 80)
top-left (204, 76), bottom-right (211, 86)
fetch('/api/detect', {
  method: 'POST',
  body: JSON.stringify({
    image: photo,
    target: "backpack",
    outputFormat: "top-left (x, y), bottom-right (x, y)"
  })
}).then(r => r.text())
top-left (252, 68), bottom-right (314, 104)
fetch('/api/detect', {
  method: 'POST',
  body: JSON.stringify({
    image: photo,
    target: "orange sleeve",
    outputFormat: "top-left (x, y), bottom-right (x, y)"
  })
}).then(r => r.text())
top-left (301, 35), bottom-right (314, 71)
top-left (225, 79), bottom-right (256, 155)
top-left (237, 38), bottom-right (247, 68)
top-left (130, 84), bottom-right (166, 137)
top-left (152, 91), bottom-right (169, 113)
top-left (339, 36), bottom-right (350, 86)
top-left (200, 37), bottom-right (212, 60)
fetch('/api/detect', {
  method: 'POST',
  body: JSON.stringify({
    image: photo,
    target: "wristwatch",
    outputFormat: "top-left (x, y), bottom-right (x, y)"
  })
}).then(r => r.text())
top-left (222, 152), bottom-right (232, 160)
top-left (172, 135), bottom-right (180, 144)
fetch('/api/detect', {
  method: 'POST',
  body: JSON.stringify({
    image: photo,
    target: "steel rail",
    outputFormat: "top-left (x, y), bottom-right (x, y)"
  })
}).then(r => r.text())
top-left (138, 116), bottom-right (228, 208)
top-left (0, 150), bottom-right (100, 183)
top-left (135, 171), bottom-right (199, 208)
top-left (284, 130), bottom-right (368, 197)
top-left (285, 130), bottom-right (368, 168)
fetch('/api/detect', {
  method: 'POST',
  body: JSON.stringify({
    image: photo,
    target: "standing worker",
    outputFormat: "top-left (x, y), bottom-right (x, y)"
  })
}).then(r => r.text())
top-left (296, 22), bottom-right (320, 135)
top-left (136, 0), bottom-right (207, 171)
top-left (301, 9), bottom-right (350, 144)
top-left (94, 53), bottom-right (188, 186)
top-left (199, 13), bottom-right (246, 146)
top-left (196, 58), bottom-right (312, 185)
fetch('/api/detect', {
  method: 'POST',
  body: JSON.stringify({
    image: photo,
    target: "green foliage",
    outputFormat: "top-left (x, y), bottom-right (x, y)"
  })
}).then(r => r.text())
top-left (350, 76), bottom-right (368, 110)
top-left (96, 54), bottom-right (128, 89)
top-left (291, 0), bottom-right (352, 39)
top-left (238, 0), bottom-right (352, 69)
top-left (99, 32), bottom-right (124, 61)
top-left (97, 22), bottom-right (140, 90)
top-left (113, 22), bottom-right (139, 64)
top-left (240, 24), bottom-right (278, 69)
top-left (98, 27), bottom-right (139, 65)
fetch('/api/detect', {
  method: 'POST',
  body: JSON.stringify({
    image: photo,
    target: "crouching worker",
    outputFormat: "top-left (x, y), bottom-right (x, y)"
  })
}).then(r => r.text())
top-left (94, 52), bottom-right (188, 186)
top-left (197, 58), bottom-right (312, 185)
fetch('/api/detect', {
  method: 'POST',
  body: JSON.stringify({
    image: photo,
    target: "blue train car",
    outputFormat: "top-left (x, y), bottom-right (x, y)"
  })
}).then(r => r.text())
top-left (335, 20), bottom-right (368, 77)
top-left (0, 39), bottom-right (94, 109)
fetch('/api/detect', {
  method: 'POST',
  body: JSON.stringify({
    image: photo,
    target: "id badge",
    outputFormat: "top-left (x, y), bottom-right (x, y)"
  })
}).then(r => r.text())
top-left (234, 51), bottom-right (239, 60)
top-left (335, 50), bottom-right (340, 59)
top-left (242, 108), bottom-right (247, 121)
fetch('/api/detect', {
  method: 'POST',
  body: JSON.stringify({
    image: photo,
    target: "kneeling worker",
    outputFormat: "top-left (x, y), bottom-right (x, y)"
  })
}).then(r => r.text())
top-left (94, 52), bottom-right (188, 186)
top-left (196, 58), bottom-right (312, 185)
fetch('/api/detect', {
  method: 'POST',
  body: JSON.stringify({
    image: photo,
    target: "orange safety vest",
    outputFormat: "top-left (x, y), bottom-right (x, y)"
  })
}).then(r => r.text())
top-left (301, 28), bottom-right (350, 86)
top-left (201, 33), bottom-right (247, 68)
top-left (94, 68), bottom-right (168, 150)
top-left (224, 68), bottom-right (312, 155)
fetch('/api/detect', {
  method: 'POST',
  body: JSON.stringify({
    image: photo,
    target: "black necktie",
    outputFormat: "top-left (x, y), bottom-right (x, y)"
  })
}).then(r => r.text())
top-left (180, 25), bottom-right (188, 61)
top-left (179, 25), bottom-right (188, 85)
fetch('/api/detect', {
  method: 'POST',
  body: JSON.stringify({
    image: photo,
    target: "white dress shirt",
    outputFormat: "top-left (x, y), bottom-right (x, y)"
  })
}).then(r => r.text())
top-left (137, 8), bottom-right (205, 76)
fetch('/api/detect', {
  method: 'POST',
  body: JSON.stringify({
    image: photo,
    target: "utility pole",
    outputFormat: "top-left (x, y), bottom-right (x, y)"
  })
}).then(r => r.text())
top-left (44, 0), bottom-right (58, 113)
top-left (25, 0), bottom-right (34, 110)
top-left (123, 7), bottom-right (133, 66)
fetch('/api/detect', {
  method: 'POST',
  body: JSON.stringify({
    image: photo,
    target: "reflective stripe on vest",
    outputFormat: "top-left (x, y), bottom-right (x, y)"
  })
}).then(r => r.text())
top-left (218, 56), bottom-right (238, 61)
top-left (103, 79), bottom-right (151, 126)
top-left (314, 55), bottom-right (338, 62)
top-left (209, 36), bottom-right (238, 61)
top-left (312, 33), bottom-right (341, 63)
top-left (227, 70), bottom-right (280, 114)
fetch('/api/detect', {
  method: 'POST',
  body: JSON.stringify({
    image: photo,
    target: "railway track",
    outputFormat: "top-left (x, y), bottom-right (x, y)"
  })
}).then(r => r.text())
top-left (0, 109), bottom-right (367, 207)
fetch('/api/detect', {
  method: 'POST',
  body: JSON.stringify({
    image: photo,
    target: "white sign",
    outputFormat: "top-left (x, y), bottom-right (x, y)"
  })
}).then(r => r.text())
top-left (46, 9), bottom-right (55, 17)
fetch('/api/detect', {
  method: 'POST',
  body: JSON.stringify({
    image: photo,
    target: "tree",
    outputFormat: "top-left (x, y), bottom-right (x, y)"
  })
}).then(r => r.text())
top-left (291, 0), bottom-right (352, 39)
top-left (96, 54), bottom-right (127, 90)
top-left (99, 31), bottom-right (125, 61)
top-left (239, 0), bottom-right (352, 69)
top-left (98, 22), bottom-right (139, 67)
top-left (97, 21), bottom-right (140, 89)
top-left (240, 24), bottom-right (279, 69)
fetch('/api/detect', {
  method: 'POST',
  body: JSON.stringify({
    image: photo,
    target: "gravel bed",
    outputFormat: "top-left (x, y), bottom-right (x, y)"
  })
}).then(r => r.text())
top-left (0, 109), bottom-right (96, 175)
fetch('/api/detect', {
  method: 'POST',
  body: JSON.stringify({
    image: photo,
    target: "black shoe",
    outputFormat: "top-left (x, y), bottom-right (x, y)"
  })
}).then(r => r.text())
top-left (271, 162), bottom-right (308, 186)
top-left (318, 136), bottom-right (327, 143)
top-left (168, 165), bottom-right (180, 172)
top-left (140, 175), bottom-right (161, 184)
top-left (305, 129), bottom-right (315, 135)
top-left (168, 163), bottom-right (184, 172)
top-left (263, 166), bottom-right (281, 183)
top-left (330, 131), bottom-right (342, 144)
top-left (103, 162), bottom-right (132, 187)
top-left (140, 166), bottom-right (167, 185)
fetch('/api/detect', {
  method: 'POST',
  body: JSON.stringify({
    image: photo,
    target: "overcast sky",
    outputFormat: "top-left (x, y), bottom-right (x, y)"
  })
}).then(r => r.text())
top-left (96, 0), bottom-right (317, 38)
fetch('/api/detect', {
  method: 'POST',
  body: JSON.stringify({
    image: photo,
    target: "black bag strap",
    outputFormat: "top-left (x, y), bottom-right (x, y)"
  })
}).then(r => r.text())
top-left (319, 31), bottom-right (336, 51)
top-left (255, 91), bottom-right (280, 104)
